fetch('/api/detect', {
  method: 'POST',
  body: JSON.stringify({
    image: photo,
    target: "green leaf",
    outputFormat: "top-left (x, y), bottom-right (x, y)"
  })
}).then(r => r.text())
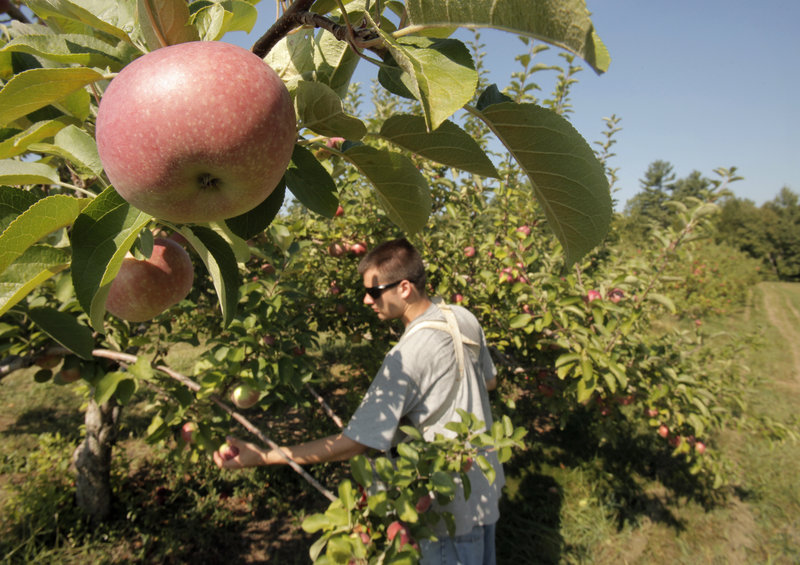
top-left (404, 0), bottom-right (611, 74)
top-left (190, 0), bottom-right (257, 41)
top-left (28, 307), bottom-right (94, 359)
top-left (94, 370), bottom-right (132, 405)
top-left (431, 470), bottom-right (456, 498)
top-left (26, 0), bottom-right (137, 43)
top-left (378, 34), bottom-right (477, 131)
top-left (225, 181), bottom-right (285, 241)
top-left (349, 455), bottom-right (373, 488)
top-left (476, 455), bottom-right (496, 484)
top-left (343, 145), bottom-right (431, 234)
top-left (177, 225), bottom-right (239, 327)
top-left (285, 144), bottom-right (338, 218)
top-left (137, 0), bottom-right (199, 48)
top-left (474, 101), bottom-right (611, 264)
top-left (0, 193), bottom-right (87, 275)
top-left (70, 186), bottom-right (152, 329)
top-left (28, 124), bottom-right (103, 176)
top-left (263, 28), bottom-right (316, 93)
top-left (313, 27), bottom-right (359, 98)
top-left (646, 293), bottom-right (676, 313)
top-left (0, 245), bottom-right (70, 316)
top-left (302, 512), bottom-right (331, 534)
top-left (338, 480), bottom-right (356, 511)
top-left (294, 81), bottom-right (366, 140)
top-left (576, 373), bottom-right (596, 403)
top-left (395, 442), bottom-right (420, 465)
top-left (509, 313), bottom-right (532, 329)
top-left (0, 67), bottom-right (104, 126)
top-left (476, 84), bottom-right (513, 110)
top-left (264, 27), bottom-right (359, 99)
top-left (0, 186), bottom-right (39, 233)
top-left (0, 118), bottom-right (76, 160)
top-left (394, 493), bottom-right (419, 523)
top-left (399, 425), bottom-right (423, 441)
top-left (0, 33), bottom-right (136, 71)
top-left (379, 115), bottom-right (498, 178)
top-left (0, 159), bottom-right (59, 186)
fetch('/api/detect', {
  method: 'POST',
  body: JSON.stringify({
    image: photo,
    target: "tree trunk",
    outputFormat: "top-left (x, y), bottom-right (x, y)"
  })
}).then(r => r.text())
top-left (71, 396), bottom-right (120, 522)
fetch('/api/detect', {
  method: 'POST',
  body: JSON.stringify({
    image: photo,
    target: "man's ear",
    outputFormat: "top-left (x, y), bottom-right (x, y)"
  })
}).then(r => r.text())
top-left (399, 279), bottom-right (416, 299)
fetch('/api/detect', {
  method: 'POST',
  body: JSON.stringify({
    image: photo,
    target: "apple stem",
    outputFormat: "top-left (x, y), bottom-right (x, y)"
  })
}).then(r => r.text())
top-left (53, 181), bottom-right (98, 198)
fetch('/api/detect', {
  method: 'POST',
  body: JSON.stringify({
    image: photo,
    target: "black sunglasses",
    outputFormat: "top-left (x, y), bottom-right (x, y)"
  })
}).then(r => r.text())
top-left (364, 279), bottom-right (403, 299)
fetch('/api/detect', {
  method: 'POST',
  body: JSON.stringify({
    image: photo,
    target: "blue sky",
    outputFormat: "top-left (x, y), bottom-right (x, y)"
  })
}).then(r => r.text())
top-left (227, 1), bottom-right (799, 210)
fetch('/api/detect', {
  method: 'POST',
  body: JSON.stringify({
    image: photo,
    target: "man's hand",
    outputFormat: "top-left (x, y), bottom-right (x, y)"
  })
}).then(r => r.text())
top-left (213, 436), bottom-right (266, 469)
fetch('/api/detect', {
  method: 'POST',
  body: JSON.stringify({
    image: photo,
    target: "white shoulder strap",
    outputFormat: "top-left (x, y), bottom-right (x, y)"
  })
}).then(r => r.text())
top-left (401, 298), bottom-right (477, 380)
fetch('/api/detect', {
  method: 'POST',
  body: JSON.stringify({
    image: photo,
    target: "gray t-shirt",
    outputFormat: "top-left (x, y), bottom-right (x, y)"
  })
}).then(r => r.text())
top-left (343, 302), bottom-right (505, 536)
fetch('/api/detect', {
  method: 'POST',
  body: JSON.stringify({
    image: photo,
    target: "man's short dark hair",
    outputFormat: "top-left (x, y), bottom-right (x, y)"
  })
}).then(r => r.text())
top-left (358, 238), bottom-right (427, 293)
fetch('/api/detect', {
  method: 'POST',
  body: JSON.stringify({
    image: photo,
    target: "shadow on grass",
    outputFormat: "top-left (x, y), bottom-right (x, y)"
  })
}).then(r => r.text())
top-left (497, 467), bottom-right (564, 565)
top-left (498, 400), bottom-right (729, 563)
top-left (1, 406), bottom-right (84, 442)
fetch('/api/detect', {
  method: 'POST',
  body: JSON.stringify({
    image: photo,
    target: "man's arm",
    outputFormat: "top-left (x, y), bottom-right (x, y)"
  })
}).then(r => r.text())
top-left (214, 432), bottom-right (368, 469)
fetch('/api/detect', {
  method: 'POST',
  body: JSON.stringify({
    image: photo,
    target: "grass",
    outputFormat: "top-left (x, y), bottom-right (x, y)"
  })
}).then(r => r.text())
top-left (1, 282), bottom-right (799, 563)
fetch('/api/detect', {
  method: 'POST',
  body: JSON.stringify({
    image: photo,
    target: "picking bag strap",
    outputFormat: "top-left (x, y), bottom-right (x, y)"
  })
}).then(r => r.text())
top-left (399, 298), bottom-right (474, 435)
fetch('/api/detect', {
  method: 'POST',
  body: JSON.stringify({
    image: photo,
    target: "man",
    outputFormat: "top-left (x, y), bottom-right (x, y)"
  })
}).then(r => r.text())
top-left (215, 238), bottom-right (503, 564)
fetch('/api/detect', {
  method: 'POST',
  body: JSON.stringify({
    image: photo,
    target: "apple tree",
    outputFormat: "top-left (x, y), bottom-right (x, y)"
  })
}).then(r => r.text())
top-left (0, 0), bottom-right (613, 528)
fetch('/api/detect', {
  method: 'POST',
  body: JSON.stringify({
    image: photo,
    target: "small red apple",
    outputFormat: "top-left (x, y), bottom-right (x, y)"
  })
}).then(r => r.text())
top-left (464, 246), bottom-right (476, 258)
top-left (462, 457), bottom-right (473, 472)
top-left (330, 282), bottom-right (341, 295)
top-left (262, 334), bottom-right (276, 346)
top-left (585, 290), bottom-right (602, 303)
top-left (334, 204), bottom-right (344, 217)
top-left (415, 494), bottom-right (432, 513)
top-left (292, 345), bottom-right (306, 357)
top-left (105, 238), bottom-right (194, 322)
top-left (219, 443), bottom-right (240, 461)
top-left (350, 242), bottom-right (367, 256)
top-left (181, 422), bottom-right (197, 443)
top-left (694, 441), bottom-right (706, 455)
top-left (328, 242), bottom-right (345, 257)
top-left (260, 262), bottom-right (276, 276)
top-left (452, 293), bottom-right (464, 303)
top-left (658, 425), bottom-right (669, 438)
top-left (34, 353), bottom-right (62, 369)
top-left (231, 383), bottom-right (259, 409)
top-left (608, 288), bottom-right (625, 303)
top-left (386, 521), bottom-right (405, 542)
top-left (95, 41), bottom-right (296, 223)
top-left (646, 408), bottom-right (659, 418)
top-left (517, 225), bottom-right (531, 236)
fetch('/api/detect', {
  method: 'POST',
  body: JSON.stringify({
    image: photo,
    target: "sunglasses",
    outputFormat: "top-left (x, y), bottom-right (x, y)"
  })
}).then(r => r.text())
top-left (364, 279), bottom-right (403, 299)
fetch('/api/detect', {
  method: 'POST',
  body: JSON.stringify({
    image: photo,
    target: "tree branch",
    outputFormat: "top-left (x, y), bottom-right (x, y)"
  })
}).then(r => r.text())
top-left (88, 348), bottom-right (337, 501)
top-left (250, 0), bottom-right (383, 59)
top-left (0, 345), bottom-right (336, 502)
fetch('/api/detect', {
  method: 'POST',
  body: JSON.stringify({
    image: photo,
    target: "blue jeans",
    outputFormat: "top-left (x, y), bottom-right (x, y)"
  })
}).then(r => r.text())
top-left (419, 523), bottom-right (497, 565)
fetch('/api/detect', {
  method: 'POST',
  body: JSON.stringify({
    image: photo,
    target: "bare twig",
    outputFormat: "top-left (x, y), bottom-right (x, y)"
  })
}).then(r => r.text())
top-left (305, 383), bottom-right (344, 429)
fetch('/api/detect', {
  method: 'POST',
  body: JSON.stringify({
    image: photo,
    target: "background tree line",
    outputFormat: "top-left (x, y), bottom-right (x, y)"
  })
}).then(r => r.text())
top-left (621, 160), bottom-right (800, 282)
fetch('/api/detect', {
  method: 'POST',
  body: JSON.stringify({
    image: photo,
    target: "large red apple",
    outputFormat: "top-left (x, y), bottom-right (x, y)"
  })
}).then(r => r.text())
top-left (106, 237), bottom-right (194, 321)
top-left (95, 41), bottom-right (296, 224)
